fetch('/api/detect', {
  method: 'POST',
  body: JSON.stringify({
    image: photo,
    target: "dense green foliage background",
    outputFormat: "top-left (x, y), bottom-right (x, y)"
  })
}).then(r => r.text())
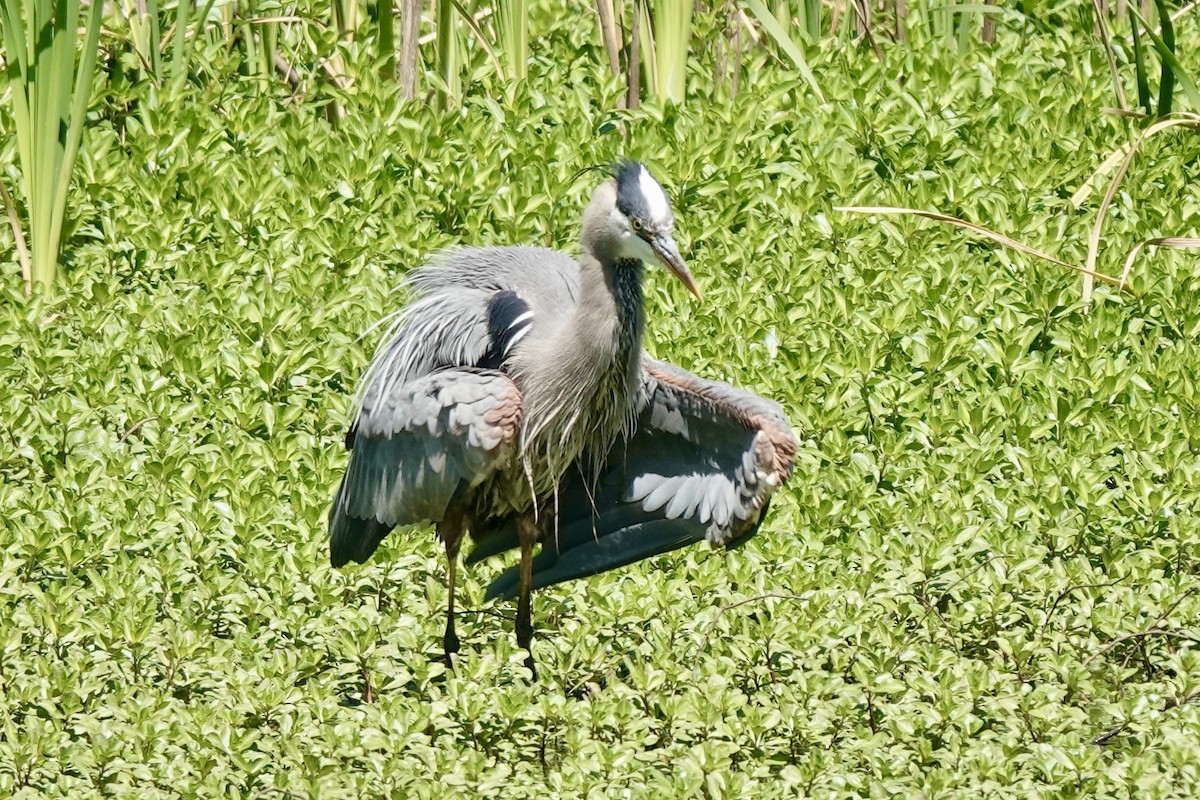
top-left (3, 6), bottom-right (1200, 797)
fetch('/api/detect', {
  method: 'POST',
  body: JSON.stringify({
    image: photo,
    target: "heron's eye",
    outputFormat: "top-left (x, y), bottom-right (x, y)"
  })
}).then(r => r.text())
top-left (631, 218), bottom-right (643, 232)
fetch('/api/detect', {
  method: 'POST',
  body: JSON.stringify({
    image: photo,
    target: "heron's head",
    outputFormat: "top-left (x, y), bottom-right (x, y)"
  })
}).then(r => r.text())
top-left (587, 160), bottom-right (701, 299)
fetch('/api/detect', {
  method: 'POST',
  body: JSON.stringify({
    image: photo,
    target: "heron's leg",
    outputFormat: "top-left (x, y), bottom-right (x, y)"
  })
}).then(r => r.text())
top-left (439, 512), bottom-right (464, 666)
top-left (516, 517), bottom-right (539, 680)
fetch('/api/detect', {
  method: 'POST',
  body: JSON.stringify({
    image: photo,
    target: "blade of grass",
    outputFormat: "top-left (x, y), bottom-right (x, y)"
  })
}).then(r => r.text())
top-left (1154, 0), bottom-right (1174, 115)
top-left (49, 0), bottom-right (104, 278)
top-left (494, 0), bottom-right (529, 80)
top-left (1132, 6), bottom-right (1200, 111)
top-left (743, 0), bottom-right (824, 101)
top-left (956, 2), bottom-right (972, 51)
top-left (1129, 5), bottom-right (1151, 114)
top-left (450, 0), bottom-right (503, 78)
top-left (629, 0), bottom-right (642, 108)
top-left (1092, 0), bottom-right (1128, 109)
top-left (378, 0), bottom-right (395, 79)
top-left (2, 0), bottom-right (103, 294)
top-left (435, 0), bottom-right (461, 106)
top-left (636, 0), bottom-right (656, 101)
top-left (653, 0), bottom-right (695, 102)
top-left (171, 0), bottom-right (191, 84)
top-left (806, 0), bottom-right (821, 39)
top-left (35, 0), bottom-right (70, 287)
top-left (147, 0), bottom-right (162, 78)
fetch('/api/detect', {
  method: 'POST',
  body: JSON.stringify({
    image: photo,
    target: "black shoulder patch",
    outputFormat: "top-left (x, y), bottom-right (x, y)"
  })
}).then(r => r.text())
top-left (479, 291), bottom-right (533, 370)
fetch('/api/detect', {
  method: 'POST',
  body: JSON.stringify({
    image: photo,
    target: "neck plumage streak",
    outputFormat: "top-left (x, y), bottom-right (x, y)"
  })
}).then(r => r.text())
top-left (497, 258), bottom-right (645, 524)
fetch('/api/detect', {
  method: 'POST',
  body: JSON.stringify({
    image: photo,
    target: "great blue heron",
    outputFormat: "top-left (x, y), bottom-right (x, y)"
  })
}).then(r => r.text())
top-left (328, 161), bottom-right (796, 677)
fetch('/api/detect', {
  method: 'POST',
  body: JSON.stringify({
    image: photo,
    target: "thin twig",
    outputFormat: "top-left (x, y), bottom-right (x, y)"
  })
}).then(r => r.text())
top-left (1082, 628), bottom-right (1200, 668)
top-left (1146, 587), bottom-right (1199, 633)
top-left (695, 592), bottom-right (809, 656)
top-left (1035, 579), bottom-right (1126, 647)
top-left (1093, 687), bottom-right (1200, 745)
top-left (718, 592), bottom-right (808, 615)
top-left (926, 555), bottom-right (1010, 617)
top-left (119, 416), bottom-right (159, 443)
top-left (460, 606), bottom-right (515, 623)
top-left (902, 555), bottom-right (1014, 656)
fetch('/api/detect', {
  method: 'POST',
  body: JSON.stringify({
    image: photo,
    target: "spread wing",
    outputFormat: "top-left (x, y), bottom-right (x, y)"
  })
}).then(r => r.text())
top-left (469, 357), bottom-right (797, 598)
top-left (328, 368), bottom-right (521, 567)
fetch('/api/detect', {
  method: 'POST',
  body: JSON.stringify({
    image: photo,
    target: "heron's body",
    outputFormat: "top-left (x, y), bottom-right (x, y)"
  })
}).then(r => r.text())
top-left (377, 244), bottom-right (644, 526)
top-left (328, 162), bottom-right (796, 677)
top-left (488, 254), bottom-right (644, 517)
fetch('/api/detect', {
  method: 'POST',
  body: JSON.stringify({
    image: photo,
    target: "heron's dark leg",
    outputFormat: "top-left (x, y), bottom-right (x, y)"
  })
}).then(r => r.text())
top-left (516, 517), bottom-right (539, 680)
top-left (439, 511), bottom-right (464, 666)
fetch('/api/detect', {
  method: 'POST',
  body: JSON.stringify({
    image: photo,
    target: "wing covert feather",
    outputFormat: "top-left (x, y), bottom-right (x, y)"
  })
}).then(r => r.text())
top-left (329, 369), bottom-right (521, 567)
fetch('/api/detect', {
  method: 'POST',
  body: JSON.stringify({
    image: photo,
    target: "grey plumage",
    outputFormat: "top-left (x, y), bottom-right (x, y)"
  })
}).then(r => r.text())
top-left (469, 357), bottom-right (796, 598)
top-left (328, 161), bottom-right (795, 677)
top-left (329, 368), bottom-right (521, 564)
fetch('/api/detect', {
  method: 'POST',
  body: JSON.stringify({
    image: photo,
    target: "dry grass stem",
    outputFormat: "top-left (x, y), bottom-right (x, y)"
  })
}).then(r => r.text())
top-left (836, 206), bottom-right (1125, 287)
top-left (1082, 114), bottom-right (1200, 302)
top-left (1120, 237), bottom-right (1200, 288)
top-left (1171, 0), bottom-right (1200, 19)
top-left (1071, 143), bottom-right (1131, 209)
top-left (0, 179), bottom-right (30, 295)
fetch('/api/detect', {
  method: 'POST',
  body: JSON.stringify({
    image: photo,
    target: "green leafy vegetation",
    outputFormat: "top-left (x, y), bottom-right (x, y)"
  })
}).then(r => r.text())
top-left (3, 3), bottom-right (1200, 797)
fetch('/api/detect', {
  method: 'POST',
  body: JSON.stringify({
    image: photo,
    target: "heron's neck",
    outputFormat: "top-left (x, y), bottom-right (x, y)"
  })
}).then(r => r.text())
top-left (576, 255), bottom-right (645, 361)
top-left (608, 258), bottom-right (645, 354)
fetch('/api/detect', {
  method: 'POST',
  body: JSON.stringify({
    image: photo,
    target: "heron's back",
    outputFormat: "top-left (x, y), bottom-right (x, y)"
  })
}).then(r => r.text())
top-left (409, 246), bottom-right (582, 309)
